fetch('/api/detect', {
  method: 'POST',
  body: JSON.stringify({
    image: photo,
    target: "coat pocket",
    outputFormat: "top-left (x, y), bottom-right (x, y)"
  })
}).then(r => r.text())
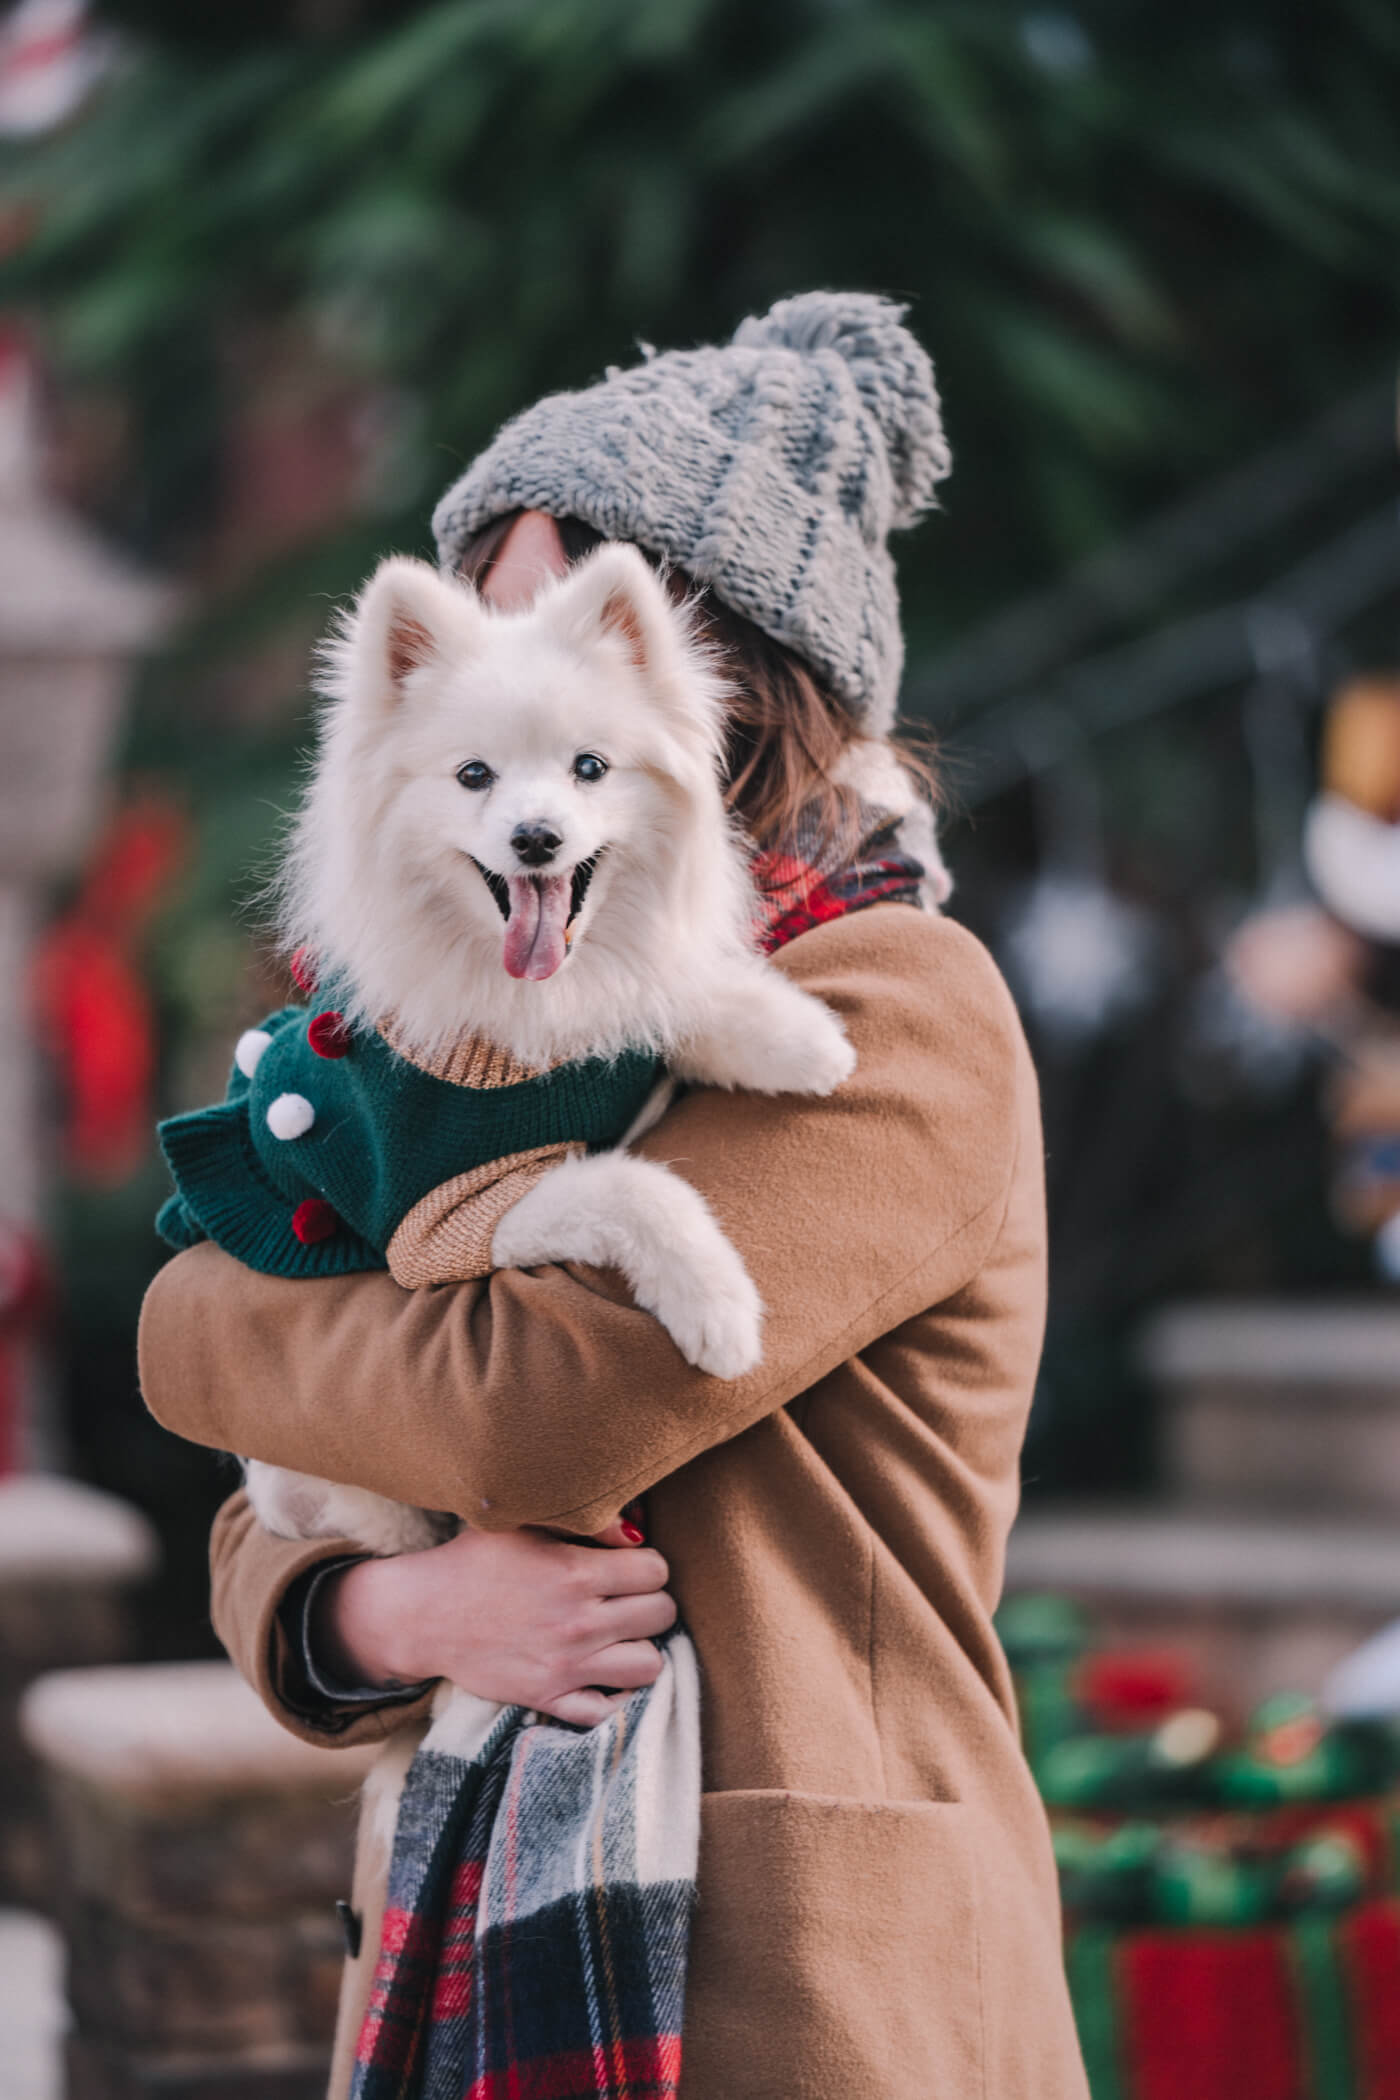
top-left (681, 1789), bottom-right (983, 2100)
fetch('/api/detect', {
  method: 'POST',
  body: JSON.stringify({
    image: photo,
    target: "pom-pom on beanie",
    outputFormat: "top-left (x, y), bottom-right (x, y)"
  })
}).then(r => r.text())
top-left (432, 291), bottom-right (949, 736)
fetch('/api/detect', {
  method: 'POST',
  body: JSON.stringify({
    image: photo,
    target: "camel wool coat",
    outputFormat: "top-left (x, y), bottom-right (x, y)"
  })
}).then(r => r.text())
top-left (138, 907), bottom-right (1090, 2100)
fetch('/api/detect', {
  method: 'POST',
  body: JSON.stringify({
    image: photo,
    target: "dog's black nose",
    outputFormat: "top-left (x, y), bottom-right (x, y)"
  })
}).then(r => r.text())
top-left (511, 821), bottom-right (563, 867)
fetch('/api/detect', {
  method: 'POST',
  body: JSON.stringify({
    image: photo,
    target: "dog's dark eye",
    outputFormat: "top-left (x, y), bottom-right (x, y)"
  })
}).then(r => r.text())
top-left (573, 752), bottom-right (608, 783)
top-left (456, 760), bottom-right (494, 792)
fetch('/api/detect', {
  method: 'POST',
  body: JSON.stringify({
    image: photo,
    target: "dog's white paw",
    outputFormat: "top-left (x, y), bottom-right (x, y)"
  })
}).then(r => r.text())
top-left (623, 1174), bottom-right (765, 1376)
top-left (640, 1255), bottom-right (764, 1379)
top-left (677, 977), bottom-right (856, 1098)
top-left (495, 1151), bottom-right (764, 1379)
top-left (759, 1007), bottom-right (857, 1097)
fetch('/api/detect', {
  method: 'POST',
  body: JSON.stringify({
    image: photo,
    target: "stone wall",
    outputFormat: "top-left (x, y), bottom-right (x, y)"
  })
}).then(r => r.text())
top-left (21, 1660), bottom-right (377, 2100)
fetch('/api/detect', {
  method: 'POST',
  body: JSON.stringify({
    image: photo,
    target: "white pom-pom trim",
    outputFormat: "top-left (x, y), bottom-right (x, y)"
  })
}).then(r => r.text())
top-left (266, 1092), bottom-right (315, 1141)
top-left (234, 1028), bottom-right (273, 1079)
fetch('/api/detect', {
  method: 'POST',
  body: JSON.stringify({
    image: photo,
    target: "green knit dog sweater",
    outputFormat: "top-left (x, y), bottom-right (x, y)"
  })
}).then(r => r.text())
top-left (156, 1002), bottom-right (662, 1281)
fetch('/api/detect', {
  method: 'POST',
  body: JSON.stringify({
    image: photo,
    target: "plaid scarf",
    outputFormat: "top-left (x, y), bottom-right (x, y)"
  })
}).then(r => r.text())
top-left (353, 1639), bottom-right (701, 2100)
top-left (754, 803), bottom-right (929, 954)
top-left (352, 801), bottom-right (930, 2100)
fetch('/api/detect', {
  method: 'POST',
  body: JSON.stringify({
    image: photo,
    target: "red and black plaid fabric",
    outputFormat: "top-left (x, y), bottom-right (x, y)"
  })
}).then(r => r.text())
top-left (754, 812), bottom-right (926, 954)
top-left (354, 1638), bottom-right (700, 2100)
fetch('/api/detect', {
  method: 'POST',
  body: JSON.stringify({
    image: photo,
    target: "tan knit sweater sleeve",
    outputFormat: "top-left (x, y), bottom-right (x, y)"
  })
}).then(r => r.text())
top-left (140, 910), bottom-right (1033, 1540)
top-left (385, 1144), bottom-right (576, 1286)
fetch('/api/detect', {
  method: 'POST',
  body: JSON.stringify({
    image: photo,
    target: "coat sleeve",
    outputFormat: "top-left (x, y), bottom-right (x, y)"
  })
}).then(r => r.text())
top-left (207, 1489), bottom-right (438, 1748)
top-left (139, 911), bottom-right (1033, 1539)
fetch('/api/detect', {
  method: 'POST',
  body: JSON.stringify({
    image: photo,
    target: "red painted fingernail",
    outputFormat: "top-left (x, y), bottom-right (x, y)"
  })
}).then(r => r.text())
top-left (621, 1521), bottom-right (645, 1544)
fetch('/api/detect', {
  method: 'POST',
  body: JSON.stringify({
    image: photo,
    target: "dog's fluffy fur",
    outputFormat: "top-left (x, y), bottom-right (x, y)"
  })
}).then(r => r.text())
top-left (245, 543), bottom-right (854, 1563)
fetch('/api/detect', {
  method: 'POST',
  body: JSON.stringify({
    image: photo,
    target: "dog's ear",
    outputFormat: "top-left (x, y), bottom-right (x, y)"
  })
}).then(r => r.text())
top-left (343, 555), bottom-right (481, 710)
top-left (543, 543), bottom-right (687, 680)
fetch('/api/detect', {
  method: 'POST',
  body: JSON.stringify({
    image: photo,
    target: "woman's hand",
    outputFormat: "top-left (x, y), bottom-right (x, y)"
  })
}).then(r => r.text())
top-left (313, 1524), bottom-right (676, 1726)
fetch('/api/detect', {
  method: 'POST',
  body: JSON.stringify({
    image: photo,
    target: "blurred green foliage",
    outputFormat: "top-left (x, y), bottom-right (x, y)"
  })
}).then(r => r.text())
top-left (22, 0), bottom-right (1387, 1083)
top-left (3, 0), bottom-right (1399, 642)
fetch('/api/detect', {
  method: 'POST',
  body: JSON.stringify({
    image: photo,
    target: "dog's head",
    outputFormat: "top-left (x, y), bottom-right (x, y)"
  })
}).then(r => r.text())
top-left (288, 543), bottom-right (742, 1043)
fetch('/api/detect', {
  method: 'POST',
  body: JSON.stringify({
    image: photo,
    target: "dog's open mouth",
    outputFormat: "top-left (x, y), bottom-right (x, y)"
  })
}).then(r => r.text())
top-left (470, 855), bottom-right (600, 982)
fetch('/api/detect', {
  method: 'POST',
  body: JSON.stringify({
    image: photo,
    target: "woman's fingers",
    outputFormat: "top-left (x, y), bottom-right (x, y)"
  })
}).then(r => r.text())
top-left (580, 1640), bottom-right (667, 1690)
top-left (327, 1527), bottom-right (680, 1710)
top-left (540, 1688), bottom-right (628, 1727)
top-left (599, 1547), bottom-right (671, 1595)
top-left (561, 1541), bottom-right (671, 1596)
top-left (586, 1588), bottom-right (677, 1646)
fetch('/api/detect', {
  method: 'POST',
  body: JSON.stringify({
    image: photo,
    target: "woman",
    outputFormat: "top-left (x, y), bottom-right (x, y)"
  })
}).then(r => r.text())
top-left (139, 293), bottom-right (1089, 2098)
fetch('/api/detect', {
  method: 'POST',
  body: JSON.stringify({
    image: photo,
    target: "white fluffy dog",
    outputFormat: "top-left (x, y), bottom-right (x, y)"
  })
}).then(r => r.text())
top-left (243, 540), bottom-right (854, 1567)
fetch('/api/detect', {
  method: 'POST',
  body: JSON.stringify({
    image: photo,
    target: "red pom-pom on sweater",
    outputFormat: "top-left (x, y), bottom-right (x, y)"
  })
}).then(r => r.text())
top-left (307, 1010), bottom-right (351, 1059)
top-left (289, 946), bottom-right (317, 996)
top-left (291, 1198), bottom-right (338, 1246)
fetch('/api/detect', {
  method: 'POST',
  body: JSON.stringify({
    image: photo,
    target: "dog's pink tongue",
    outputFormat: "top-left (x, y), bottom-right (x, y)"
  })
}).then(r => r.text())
top-left (503, 873), bottom-right (571, 981)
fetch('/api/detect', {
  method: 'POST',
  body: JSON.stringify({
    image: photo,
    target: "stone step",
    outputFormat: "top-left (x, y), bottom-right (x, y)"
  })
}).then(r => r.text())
top-left (1005, 1503), bottom-right (1400, 1720)
top-left (1139, 1299), bottom-right (1400, 1515)
top-left (65, 2036), bottom-right (329, 2100)
top-left (0, 1473), bottom-right (159, 1674)
top-left (0, 1474), bottom-right (158, 1582)
top-left (0, 1908), bottom-right (66, 2100)
top-left (0, 1475), bottom-right (160, 1907)
top-left (20, 1660), bottom-right (375, 1808)
top-left (62, 1904), bottom-right (346, 2059)
top-left (21, 1661), bottom-right (379, 2084)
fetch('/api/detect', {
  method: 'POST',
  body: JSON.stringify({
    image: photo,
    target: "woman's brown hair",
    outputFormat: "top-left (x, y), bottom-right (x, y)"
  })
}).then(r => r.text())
top-left (455, 510), bottom-right (937, 881)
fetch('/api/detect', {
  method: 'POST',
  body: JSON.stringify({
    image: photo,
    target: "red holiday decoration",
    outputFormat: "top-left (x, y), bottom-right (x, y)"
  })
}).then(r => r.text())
top-left (1349, 1903), bottom-right (1400, 2100)
top-left (33, 797), bottom-right (188, 1184)
top-left (291, 1198), bottom-right (338, 1246)
top-left (307, 1010), bottom-right (351, 1059)
top-left (1077, 1650), bottom-right (1193, 1731)
top-left (1119, 1929), bottom-right (1304, 2100)
top-left (76, 797), bottom-right (186, 927)
top-left (289, 946), bottom-right (318, 996)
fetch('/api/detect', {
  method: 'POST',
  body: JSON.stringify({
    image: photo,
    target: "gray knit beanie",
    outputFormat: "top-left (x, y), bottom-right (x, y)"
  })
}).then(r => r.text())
top-left (431, 291), bottom-right (950, 736)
